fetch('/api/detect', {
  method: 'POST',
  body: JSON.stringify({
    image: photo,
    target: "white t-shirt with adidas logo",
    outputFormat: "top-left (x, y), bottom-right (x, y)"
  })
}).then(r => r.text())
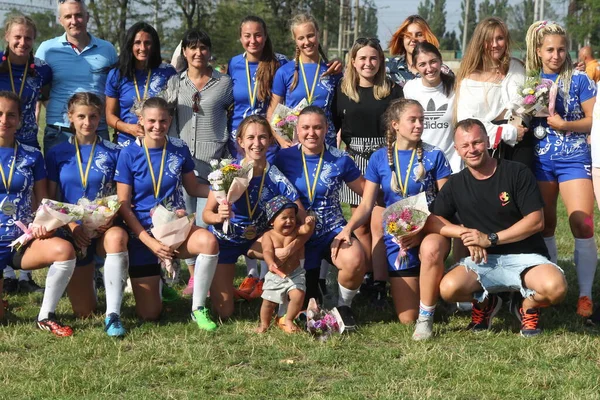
top-left (404, 79), bottom-right (462, 172)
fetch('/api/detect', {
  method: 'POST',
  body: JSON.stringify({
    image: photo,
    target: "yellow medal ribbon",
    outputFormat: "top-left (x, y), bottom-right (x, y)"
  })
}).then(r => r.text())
top-left (133, 69), bottom-right (152, 102)
top-left (245, 57), bottom-right (258, 108)
top-left (143, 139), bottom-right (167, 198)
top-left (7, 58), bottom-right (28, 99)
top-left (245, 163), bottom-right (267, 220)
top-left (301, 146), bottom-right (324, 205)
top-left (299, 56), bottom-right (321, 104)
top-left (0, 144), bottom-right (17, 195)
top-left (74, 137), bottom-right (98, 193)
top-left (394, 142), bottom-right (416, 198)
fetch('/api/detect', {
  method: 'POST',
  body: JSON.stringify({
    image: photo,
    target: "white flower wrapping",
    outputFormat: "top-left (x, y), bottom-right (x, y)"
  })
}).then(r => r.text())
top-left (150, 205), bottom-right (195, 277)
top-left (80, 195), bottom-right (121, 239)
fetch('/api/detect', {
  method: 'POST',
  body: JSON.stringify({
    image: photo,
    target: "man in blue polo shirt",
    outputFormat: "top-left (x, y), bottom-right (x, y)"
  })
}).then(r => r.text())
top-left (35, 0), bottom-right (117, 152)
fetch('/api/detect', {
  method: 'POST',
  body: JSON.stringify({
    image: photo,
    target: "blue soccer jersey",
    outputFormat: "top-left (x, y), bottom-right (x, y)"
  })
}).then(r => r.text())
top-left (0, 54), bottom-right (52, 147)
top-left (0, 143), bottom-right (47, 241)
top-left (272, 61), bottom-right (341, 147)
top-left (274, 145), bottom-right (361, 239)
top-left (46, 137), bottom-right (121, 203)
top-left (209, 163), bottom-right (298, 245)
top-left (105, 63), bottom-right (177, 146)
top-left (114, 137), bottom-right (195, 229)
top-left (365, 143), bottom-right (451, 271)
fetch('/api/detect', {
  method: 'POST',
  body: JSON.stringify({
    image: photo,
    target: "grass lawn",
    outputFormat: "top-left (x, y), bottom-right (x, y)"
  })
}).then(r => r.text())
top-left (1, 113), bottom-right (598, 399)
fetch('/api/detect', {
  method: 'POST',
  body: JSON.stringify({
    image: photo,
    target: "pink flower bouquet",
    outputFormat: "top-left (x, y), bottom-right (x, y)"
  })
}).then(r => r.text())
top-left (207, 158), bottom-right (253, 233)
top-left (79, 195), bottom-right (121, 239)
top-left (516, 73), bottom-right (556, 117)
top-left (269, 99), bottom-right (308, 144)
top-left (150, 205), bottom-right (195, 277)
top-left (382, 192), bottom-right (430, 269)
top-left (305, 297), bottom-right (344, 341)
top-left (10, 199), bottom-right (84, 251)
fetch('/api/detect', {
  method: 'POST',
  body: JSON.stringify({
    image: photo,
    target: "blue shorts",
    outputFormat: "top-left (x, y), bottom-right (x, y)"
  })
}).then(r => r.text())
top-left (305, 228), bottom-right (356, 271)
top-left (454, 253), bottom-right (563, 302)
top-left (217, 237), bottom-right (255, 264)
top-left (127, 235), bottom-right (159, 267)
top-left (384, 234), bottom-right (420, 274)
top-left (57, 230), bottom-right (98, 267)
top-left (0, 240), bottom-right (23, 272)
top-left (534, 156), bottom-right (592, 183)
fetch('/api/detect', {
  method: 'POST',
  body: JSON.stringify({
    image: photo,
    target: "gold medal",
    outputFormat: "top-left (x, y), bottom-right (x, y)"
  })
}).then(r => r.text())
top-left (243, 225), bottom-right (257, 240)
top-left (0, 144), bottom-right (17, 215)
top-left (1, 200), bottom-right (15, 216)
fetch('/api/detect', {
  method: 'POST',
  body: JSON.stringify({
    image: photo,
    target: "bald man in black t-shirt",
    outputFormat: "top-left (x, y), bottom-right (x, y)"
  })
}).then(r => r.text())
top-left (427, 119), bottom-right (567, 337)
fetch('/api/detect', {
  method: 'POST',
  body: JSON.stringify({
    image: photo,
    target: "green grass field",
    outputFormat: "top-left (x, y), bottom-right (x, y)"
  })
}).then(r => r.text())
top-left (1, 113), bottom-right (598, 399)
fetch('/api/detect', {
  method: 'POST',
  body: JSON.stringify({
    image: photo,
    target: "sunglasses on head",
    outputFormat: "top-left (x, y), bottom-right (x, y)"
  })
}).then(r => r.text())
top-left (192, 92), bottom-right (201, 113)
top-left (58, 0), bottom-right (82, 3)
top-left (355, 37), bottom-right (380, 46)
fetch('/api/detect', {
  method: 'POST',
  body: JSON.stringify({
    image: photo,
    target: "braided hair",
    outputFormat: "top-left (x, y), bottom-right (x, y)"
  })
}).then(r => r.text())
top-left (384, 98), bottom-right (426, 194)
top-left (289, 13), bottom-right (330, 92)
top-left (0, 15), bottom-right (38, 78)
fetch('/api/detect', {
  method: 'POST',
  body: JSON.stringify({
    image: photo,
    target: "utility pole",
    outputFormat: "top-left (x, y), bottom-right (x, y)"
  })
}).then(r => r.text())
top-left (337, 0), bottom-right (344, 58)
top-left (540, 0), bottom-right (544, 20)
top-left (354, 0), bottom-right (360, 43)
top-left (323, 0), bottom-right (329, 53)
top-left (461, 0), bottom-right (469, 54)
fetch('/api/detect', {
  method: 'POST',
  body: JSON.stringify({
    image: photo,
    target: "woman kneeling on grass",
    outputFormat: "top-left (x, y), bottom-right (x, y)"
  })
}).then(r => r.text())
top-left (203, 115), bottom-right (302, 323)
top-left (115, 97), bottom-right (219, 330)
top-left (335, 99), bottom-right (451, 340)
top-left (46, 92), bottom-right (129, 337)
top-left (0, 91), bottom-right (77, 336)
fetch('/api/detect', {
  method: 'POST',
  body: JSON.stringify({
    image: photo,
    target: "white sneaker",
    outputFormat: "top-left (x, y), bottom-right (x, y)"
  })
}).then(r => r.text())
top-left (412, 315), bottom-right (434, 341)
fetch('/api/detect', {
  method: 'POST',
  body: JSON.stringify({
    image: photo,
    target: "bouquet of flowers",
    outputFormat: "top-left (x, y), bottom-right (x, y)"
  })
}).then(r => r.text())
top-left (9, 199), bottom-right (84, 251)
top-left (79, 195), bottom-right (121, 239)
top-left (207, 158), bottom-right (253, 233)
top-left (516, 73), bottom-right (557, 117)
top-left (382, 192), bottom-right (431, 269)
top-left (269, 99), bottom-right (308, 144)
top-left (150, 205), bottom-right (195, 278)
top-left (305, 297), bottom-right (343, 341)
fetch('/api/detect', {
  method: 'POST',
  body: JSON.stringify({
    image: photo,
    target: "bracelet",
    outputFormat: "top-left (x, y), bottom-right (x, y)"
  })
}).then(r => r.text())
top-left (115, 119), bottom-right (121, 131)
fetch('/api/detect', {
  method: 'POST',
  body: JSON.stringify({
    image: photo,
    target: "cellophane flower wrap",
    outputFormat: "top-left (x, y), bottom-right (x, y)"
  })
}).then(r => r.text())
top-left (9, 199), bottom-right (84, 251)
top-left (305, 297), bottom-right (343, 341)
top-left (150, 205), bottom-right (195, 277)
top-left (516, 72), bottom-right (557, 117)
top-left (80, 195), bottom-right (121, 239)
top-left (382, 192), bottom-right (430, 269)
top-left (207, 158), bottom-right (253, 233)
top-left (269, 99), bottom-right (308, 144)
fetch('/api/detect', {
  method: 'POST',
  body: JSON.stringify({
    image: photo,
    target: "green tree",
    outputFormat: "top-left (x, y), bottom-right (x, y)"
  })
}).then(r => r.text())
top-left (417, 0), bottom-right (433, 20)
top-left (430, 0), bottom-right (447, 39)
top-left (87, 0), bottom-right (139, 50)
top-left (567, 0), bottom-right (600, 49)
top-left (441, 30), bottom-right (460, 50)
top-left (478, 0), bottom-right (509, 21)
top-left (459, 0), bottom-right (477, 50)
top-left (2, 9), bottom-right (63, 51)
top-left (359, 0), bottom-right (378, 39)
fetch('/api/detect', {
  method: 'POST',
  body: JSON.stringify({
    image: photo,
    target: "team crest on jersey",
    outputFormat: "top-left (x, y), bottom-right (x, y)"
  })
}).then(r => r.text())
top-left (499, 191), bottom-right (510, 206)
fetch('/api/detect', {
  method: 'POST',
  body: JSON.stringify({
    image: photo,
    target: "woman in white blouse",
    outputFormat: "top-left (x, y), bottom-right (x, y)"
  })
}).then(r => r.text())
top-left (454, 17), bottom-right (531, 169)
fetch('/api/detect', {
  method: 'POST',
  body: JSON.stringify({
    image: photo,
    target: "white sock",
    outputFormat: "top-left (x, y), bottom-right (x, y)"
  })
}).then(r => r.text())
top-left (574, 237), bottom-right (598, 299)
top-left (3, 266), bottom-right (16, 280)
top-left (259, 261), bottom-right (268, 280)
top-left (104, 252), bottom-right (128, 316)
top-left (338, 284), bottom-right (359, 307)
top-left (245, 257), bottom-right (258, 277)
top-left (319, 260), bottom-right (329, 280)
top-left (192, 253), bottom-right (219, 310)
top-left (544, 236), bottom-right (558, 264)
top-left (18, 270), bottom-right (31, 282)
top-left (38, 259), bottom-right (76, 320)
top-left (419, 301), bottom-right (436, 319)
top-left (277, 295), bottom-right (289, 317)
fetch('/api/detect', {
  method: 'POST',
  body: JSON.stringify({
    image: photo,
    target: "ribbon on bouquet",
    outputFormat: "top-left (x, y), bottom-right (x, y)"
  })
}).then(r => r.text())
top-left (9, 221), bottom-right (34, 250)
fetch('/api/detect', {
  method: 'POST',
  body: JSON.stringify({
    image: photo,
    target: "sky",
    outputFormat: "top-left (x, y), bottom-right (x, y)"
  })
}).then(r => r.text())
top-left (374, 0), bottom-right (569, 47)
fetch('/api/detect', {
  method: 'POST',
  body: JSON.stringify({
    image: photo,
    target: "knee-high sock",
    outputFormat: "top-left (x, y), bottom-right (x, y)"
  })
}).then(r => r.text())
top-left (192, 253), bottom-right (219, 310)
top-left (104, 252), bottom-right (128, 316)
top-left (38, 259), bottom-right (76, 320)
top-left (319, 260), bottom-right (329, 280)
top-left (338, 284), bottom-right (359, 307)
top-left (544, 236), bottom-right (558, 264)
top-left (245, 257), bottom-right (258, 277)
top-left (574, 237), bottom-right (598, 299)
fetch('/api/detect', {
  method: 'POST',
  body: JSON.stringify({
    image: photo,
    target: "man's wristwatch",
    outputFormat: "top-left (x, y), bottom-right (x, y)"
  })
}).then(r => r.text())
top-left (487, 232), bottom-right (499, 247)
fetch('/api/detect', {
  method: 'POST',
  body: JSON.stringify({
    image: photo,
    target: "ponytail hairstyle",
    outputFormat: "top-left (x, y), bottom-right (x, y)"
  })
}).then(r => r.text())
top-left (289, 13), bottom-right (330, 92)
top-left (384, 98), bottom-right (426, 193)
top-left (388, 15), bottom-right (439, 57)
top-left (412, 41), bottom-right (455, 97)
top-left (525, 20), bottom-right (573, 101)
top-left (140, 96), bottom-right (172, 115)
top-left (341, 37), bottom-right (391, 102)
top-left (240, 16), bottom-right (280, 103)
top-left (67, 92), bottom-right (104, 132)
top-left (1, 15), bottom-right (37, 77)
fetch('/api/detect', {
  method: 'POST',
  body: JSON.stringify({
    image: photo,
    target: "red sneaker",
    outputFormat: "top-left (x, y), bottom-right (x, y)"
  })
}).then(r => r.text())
top-left (37, 313), bottom-right (73, 337)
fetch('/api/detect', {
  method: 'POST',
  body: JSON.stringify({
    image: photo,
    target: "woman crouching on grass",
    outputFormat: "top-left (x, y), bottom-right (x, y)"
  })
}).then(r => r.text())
top-left (203, 115), bottom-right (302, 324)
top-left (46, 92), bottom-right (129, 337)
top-left (0, 91), bottom-right (77, 336)
top-left (335, 99), bottom-right (451, 340)
top-left (115, 97), bottom-right (219, 331)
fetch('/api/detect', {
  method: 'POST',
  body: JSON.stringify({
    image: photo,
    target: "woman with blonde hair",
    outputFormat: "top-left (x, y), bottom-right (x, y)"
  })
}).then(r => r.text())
top-left (525, 20), bottom-right (597, 318)
top-left (386, 15), bottom-right (451, 87)
top-left (455, 17), bottom-right (530, 168)
top-left (267, 13), bottom-right (342, 148)
top-left (333, 37), bottom-right (403, 302)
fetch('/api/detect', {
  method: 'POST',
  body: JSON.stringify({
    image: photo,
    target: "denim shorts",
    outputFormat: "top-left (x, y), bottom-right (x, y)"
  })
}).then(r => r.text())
top-left (454, 253), bottom-right (564, 302)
